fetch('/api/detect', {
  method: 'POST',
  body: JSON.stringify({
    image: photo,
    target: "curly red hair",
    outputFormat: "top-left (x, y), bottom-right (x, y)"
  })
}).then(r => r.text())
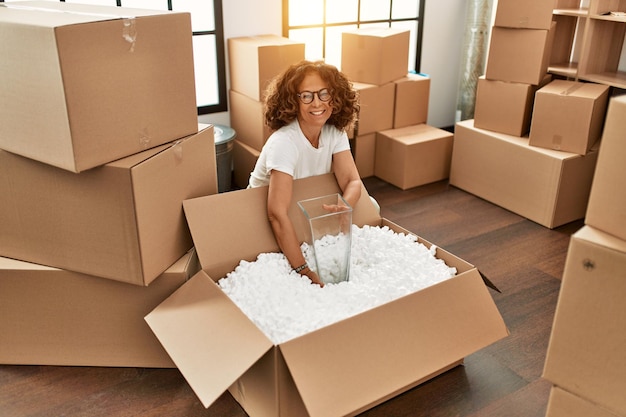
top-left (263, 60), bottom-right (359, 132)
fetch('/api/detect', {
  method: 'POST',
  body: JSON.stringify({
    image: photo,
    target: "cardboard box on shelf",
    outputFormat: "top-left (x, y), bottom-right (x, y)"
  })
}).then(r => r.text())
top-left (494, 0), bottom-right (555, 30)
top-left (353, 81), bottom-right (395, 136)
top-left (485, 23), bottom-right (555, 85)
top-left (450, 120), bottom-right (598, 229)
top-left (585, 95), bottom-right (626, 242)
top-left (145, 173), bottom-right (508, 417)
top-left (229, 89), bottom-right (272, 152)
top-left (474, 74), bottom-right (551, 137)
top-left (375, 124), bottom-right (454, 190)
top-left (228, 34), bottom-right (305, 101)
top-left (232, 139), bottom-right (260, 190)
top-left (545, 386), bottom-right (622, 417)
top-left (529, 80), bottom-right (609, 155)
top-left (341, 27), bottom-right (410, 85)
top-left (0, 249), bottom-right (199, 368)
top-left (543, 226), bottom-right (626, 417)
top-left (352, 133), bottom-right (376, 178)
top-left (0, 125), bottom-right (218, 286)
top-left (0, 1), bottom-right (198, 173)
top-left (393, 73), bottom-right (430, 129)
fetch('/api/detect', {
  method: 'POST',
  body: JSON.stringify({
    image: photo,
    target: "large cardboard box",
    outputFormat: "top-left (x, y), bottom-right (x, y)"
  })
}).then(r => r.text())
top-left (0, 249), bottom-right (199, 368)
top-left (375, 124), bottom-right (454, 190)
top-left (353, 81), bottom-right (395, 135)
top-left (545, 386), bottom-right (622, 417)
top-left (585, 95), bottom-right (626, 242)
top-left (228, 34), bottom-right (305, 101)
top-left (494, 0), bottom-right (555, 30)
top-left (529, 80), bottom-right (609, 155)
top-left (543, 226), bottom-right (626, 417)
top-left (0, 1), bottom-right (198, 173)
top-left (352, 133), bottom-right (376, 178)
top-left (450, 120), bottom-right (598, 229)
top-left (229, 89), bottom-right (272, 151)
top-left (393, 73), bottom-right (430, 129)
top-left (474, 75), bottom-right (551, 137)
top-left (0, 125), bottom-right (217, 286)
top-left (145, 174), bottom-right (508, 417)
top-left (341, 28), bottom-right (410, 85)
top-left (232, 139), bottom-right (260, 189)
top-left (485, 24), bottom-right (555, 85)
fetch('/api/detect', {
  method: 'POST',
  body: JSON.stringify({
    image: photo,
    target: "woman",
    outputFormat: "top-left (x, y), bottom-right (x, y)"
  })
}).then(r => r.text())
top-left (248, 60), bottom-right (362, 287)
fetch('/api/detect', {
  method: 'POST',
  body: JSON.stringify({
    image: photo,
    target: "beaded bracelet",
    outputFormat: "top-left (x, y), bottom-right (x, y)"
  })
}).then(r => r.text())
top-left (293, 263), bottom-right (308, 273)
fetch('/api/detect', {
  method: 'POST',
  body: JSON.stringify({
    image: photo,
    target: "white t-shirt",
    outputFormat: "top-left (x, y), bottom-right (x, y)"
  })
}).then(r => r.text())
top-left (248, 119), bottom-right (351, 188)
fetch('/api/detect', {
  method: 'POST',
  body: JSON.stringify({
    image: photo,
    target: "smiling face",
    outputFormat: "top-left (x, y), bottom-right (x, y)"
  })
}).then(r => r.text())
top-left (296, 72), bottom-right (333, 131)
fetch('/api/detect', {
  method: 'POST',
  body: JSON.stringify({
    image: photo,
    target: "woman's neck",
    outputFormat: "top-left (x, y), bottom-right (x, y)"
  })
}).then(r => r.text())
top-left (298, 120), bottom-right (322, 148)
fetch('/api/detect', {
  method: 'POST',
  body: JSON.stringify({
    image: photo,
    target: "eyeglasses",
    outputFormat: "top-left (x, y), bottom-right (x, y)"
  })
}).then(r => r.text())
top-left (297, 88), bottom-right (331, 104)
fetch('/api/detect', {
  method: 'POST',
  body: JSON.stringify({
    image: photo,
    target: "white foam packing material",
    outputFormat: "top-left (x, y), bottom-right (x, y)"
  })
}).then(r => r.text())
top-left (218, 225), bottom-right (457, 344)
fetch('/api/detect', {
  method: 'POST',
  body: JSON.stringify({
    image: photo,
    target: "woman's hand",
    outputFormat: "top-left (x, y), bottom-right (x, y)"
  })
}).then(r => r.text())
top-left (303, 268), bottom-right (324, 287)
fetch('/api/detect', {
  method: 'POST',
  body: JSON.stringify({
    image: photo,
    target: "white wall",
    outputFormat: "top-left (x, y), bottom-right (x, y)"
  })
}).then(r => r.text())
top-left (200, 0), bottom-right (469, 129)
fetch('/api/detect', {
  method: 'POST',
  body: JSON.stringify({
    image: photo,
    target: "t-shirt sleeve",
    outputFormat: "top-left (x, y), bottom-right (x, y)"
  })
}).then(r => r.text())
top-left (332, 129), bottom-right (351, 154)
top-left (265, 135), bottom-right (299, 177)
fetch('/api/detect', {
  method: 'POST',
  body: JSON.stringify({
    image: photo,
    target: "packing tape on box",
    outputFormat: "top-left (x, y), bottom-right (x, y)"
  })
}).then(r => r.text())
top-left (1, 4), bottom-right (137, 52)
top-left (559, 83), bottom-right (583, 96)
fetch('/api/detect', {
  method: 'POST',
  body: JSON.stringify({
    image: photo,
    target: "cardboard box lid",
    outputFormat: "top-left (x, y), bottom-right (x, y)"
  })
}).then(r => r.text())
top-left (537, 80), bottom-right (610, 100)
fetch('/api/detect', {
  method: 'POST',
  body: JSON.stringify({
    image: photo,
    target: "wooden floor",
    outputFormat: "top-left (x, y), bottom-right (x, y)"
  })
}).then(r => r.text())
top-left (0, 177), bottom-right (582, 417)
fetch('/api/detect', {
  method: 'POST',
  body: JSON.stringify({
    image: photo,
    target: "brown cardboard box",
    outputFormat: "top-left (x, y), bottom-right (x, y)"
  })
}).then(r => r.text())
top-left (585, 95), bottom-right (626, 242)
top-left (485, 24), bottom-right (555, 85)
top-left (228, 34), bottom-right (305, 101)
top-left (543, 226), bottom-right (626, 417)
top-left (352, 133), bottom-right (376, 178)
top-left (0, 1), bottom-right (198, 173)
top-left (0, 249), bottom-right (199, 367)
top-left (450, 120), bottom-right (598, 229)
top-left (375, 124), bottom-right (454, 190)
top-left (0, 125), bottom-right (217, 286)
top-left (353, 81), bottom-right (395, 135)
top-left (145, 174), bottom-right (508, 417)
top-left (229, 89), bottom-right (272, 151)
top-left (545, 386), bottom-right (622, 417)
top-left (393, 73), bottom-right (430, 128)
top-left (529, 80), bottom-right (609, 155)
top-left (474, 74), bottom-right (551, 137)
top-left (232, 139), bottom-right (260, 189)
top-left (341, 28), bottom-right (410, 85)
top-left (494, 0), bottom-right (555, 30)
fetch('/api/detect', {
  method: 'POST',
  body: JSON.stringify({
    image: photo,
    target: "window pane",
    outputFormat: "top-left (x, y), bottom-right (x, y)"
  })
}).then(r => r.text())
top-left (391, 20), bottom-right (417, 72)
top-left (326, 24), bottom-right (357, 68)
top-left (326, 0), bottom-right (358, 24)
top-left (289, 28), bottom-right (323, 61)
top-left (172, 0), bottom-right (215, 32)
top-left (392, 0), bottom-right (419, 19)
top-left (120, 0), bottom-right (169, 10)
top-left (289, 0), bottom-right (324, 26)
top-left (193, 34), bottom-right (219, 107)
top-left (359, 0), bottom-right (390, 22)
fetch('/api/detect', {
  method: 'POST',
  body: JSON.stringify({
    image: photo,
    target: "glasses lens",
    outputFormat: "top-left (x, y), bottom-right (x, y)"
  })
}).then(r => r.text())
top-left (318, 89), bottom-right (330, 102)
top-left (299, 92), bottom-right (313, 103)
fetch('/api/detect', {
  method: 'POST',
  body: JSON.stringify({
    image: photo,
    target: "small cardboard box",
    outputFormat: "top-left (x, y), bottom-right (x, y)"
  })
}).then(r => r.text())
top-left (585, 95), bottom-right (626, 242)
top-left (543, 226), bottom-right (626, 417)
top-left (0, 1), bottom-right (198, 173)
top-left (0, 249), bottom-right (199, 368)
top-left (145, 173), bottom-right (508, 417)
top-left (229, 89), bottom-right (272, 151)
top-left (232, 139), bottom-right (260, 189)
top-left (529, 80), bottom-right (610, 155)
top-left (494, 0), bottom-right (555, 30)
top-left (228, 34), bottom-right (305, 101)
top-left (353, 81), bottom-right (395, 135)
top-left (474, 74), bottom-right (551, 137)
top-left (450, 120), bottom-right (598, 229)
top-left (545, 386), bottom-right (622, 417)
top-left (352, 133), bottom-right (376, 178)
top-left (393, 73), bottom-right (430, 129)
top-left (375, 124), bottom-right (454, 190)
top-left (341, 28), bottom-right (410, 85)
top-left (485, 24), bottom-right (555, 85)
top-left (0, 125), bottom-right (218, 286)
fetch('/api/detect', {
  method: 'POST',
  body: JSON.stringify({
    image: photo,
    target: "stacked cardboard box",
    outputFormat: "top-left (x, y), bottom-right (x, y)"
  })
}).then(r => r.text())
top-left (451, 0), bottom-right (603, 229)
top-left (0, 2), bottom-right (216, 366)
top-left (542, 95), bottom-right (626, 417)
top-left (227, 35), bottom-right (305, 188)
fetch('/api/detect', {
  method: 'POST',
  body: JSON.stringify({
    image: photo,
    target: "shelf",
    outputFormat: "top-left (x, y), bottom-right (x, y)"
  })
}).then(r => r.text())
top-left (549, 62), bottom-right (580, 78)
top-left (589, 13), bottom-right (626, 21)
top-left (553, 8), bottom-right (589, 17)
top-left (579, 70), bottom-right (626, 88)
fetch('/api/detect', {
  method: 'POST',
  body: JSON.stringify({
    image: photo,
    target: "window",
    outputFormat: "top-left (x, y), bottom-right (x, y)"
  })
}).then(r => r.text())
top-left (283, 0), bottom-right (424, 73)
top-left (1, 0), bottom-right (226, 115)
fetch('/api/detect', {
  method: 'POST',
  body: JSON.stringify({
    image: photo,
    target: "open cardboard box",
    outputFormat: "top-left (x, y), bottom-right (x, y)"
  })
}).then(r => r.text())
top-left (145, 174), bottom-right (508, 417)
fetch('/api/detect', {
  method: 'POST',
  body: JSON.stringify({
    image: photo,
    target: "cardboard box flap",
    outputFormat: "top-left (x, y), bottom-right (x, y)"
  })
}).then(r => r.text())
top-left (183, 173), bottom-right (381, 279)
top-left (145, 271), bottom-right (273, 408)
top-left (279, 269), bottom-right (509, 417)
